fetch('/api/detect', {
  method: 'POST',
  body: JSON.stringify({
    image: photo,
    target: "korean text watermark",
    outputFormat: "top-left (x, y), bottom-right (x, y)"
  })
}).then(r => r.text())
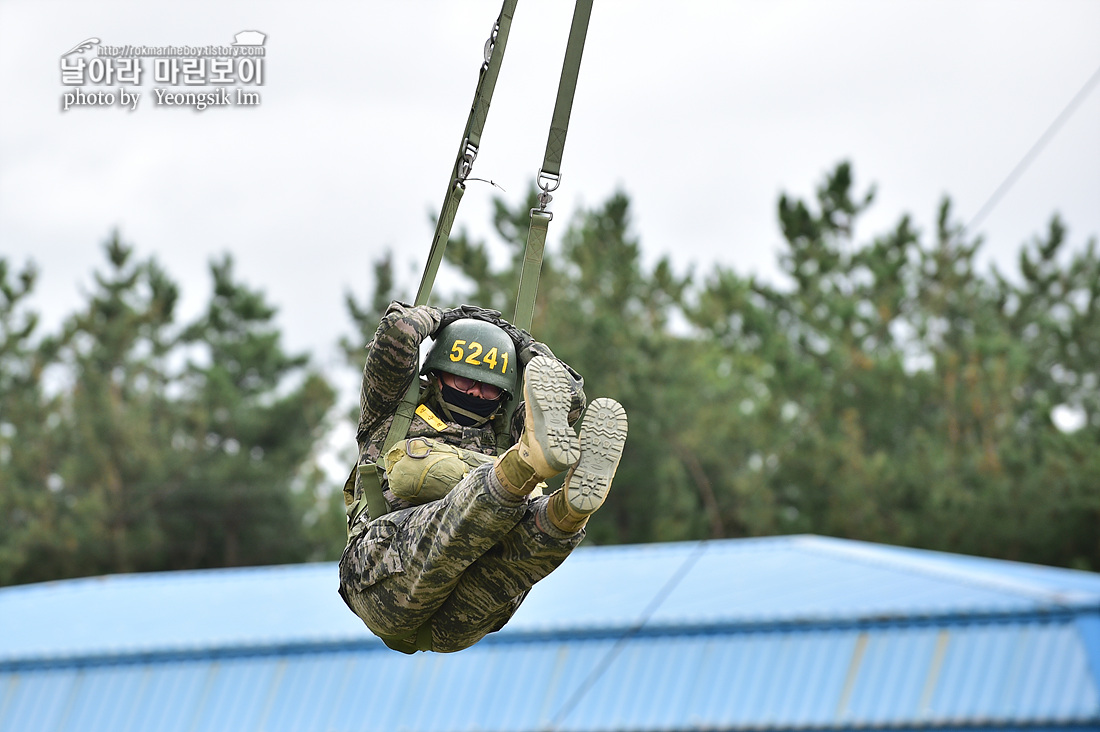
top-left (59, 31), bottom-right (267, 112)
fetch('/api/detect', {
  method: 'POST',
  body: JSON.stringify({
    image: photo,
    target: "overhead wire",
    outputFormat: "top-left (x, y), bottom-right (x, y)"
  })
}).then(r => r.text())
top-left (542, 57), bottom-right (1100, 732)
top-left (545, 540), bottom-right (709, 730)
top-left (965, 59), bottom-right (1100, 234)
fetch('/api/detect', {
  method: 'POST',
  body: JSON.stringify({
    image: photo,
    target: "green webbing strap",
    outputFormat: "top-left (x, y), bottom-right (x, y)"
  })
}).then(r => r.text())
top-left (493, 411), bottom-right (512, 454)
top-left (513, 0), bottom-right (593, 331)
top-left (390, 0), bottom-right (517, 443)
top-left (363, 1), bottom-right (518, 521)
top-left (358, 464), bottom-right (389, 532)
top-left (501, 210), bottom-right (550, 449)
top-left (539, 0), bottom-right (593, 179)
top-left (413, 0), bottom-right (517, 309)
top-left (513, 212), bottom-right (550, 331)
top-left (466, 0), bottom-right (517, 151)
top-left (413, 184), bottom-right (465, 315)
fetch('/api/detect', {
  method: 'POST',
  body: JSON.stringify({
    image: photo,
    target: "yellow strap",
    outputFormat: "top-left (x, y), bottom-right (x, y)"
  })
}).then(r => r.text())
top-left (416, 403), bottom-right (448, 432)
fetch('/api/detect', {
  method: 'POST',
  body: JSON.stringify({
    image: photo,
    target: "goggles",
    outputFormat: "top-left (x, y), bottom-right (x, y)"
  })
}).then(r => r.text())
top-left (441, 372), bottom-right (504, 400)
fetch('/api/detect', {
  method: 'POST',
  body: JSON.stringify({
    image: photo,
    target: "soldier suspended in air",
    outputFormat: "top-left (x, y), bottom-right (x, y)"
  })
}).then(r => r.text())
top-left (338, 305), bottom-right (627, 653)
top-left (338, 0), bottom-right (611, 653)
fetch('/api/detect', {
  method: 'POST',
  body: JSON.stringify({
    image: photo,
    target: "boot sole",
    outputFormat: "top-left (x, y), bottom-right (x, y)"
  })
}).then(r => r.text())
top-left (566, 398), bottom-right (628, 514)
top-left (524, 356), bottom-right (581, 474)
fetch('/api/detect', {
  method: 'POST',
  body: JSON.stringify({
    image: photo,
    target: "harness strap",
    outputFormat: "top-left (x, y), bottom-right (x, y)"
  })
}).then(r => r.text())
top-left (513, 0), bottom-right (593, 331)
top-left (513, 211), bottom-right (551, 332)
top-left (415, 0), bottom-right (517, 309)
top-left (379, 0), bottom-right (519, 486)
top-left (364, 0), bottom-right (593, 519)
top-left (413, 0), bottom-right (517, 309)
top-left (358, 463), bottom-right (389, 530)
top-left (540, 0), bottom-right (593, 180)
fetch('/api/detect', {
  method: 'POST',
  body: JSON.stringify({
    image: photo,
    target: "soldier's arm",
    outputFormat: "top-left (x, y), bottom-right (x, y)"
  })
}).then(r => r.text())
top-left (357, 301), bottom-right (443, 443)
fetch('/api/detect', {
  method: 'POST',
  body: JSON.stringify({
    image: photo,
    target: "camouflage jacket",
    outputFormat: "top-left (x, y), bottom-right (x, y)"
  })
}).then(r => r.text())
top-left (344, 301), bottom-right (585, 531)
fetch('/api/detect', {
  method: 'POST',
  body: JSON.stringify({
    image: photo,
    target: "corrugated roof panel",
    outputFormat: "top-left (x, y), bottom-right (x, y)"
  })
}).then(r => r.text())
top-left (124, 662), bottom-right (206, 732)
top-left (537, 642), bottom-right (596, 730)
top-left (131, 663), bottom-right (209, 732)
top-left (625, 639), bottom-right (681, 728)
top-left (0, 667), bottom-right (77, 732)
top-left (0, 618), bottom-right (1096, 732)
top-left (844, 627), bottom-right (936, 724)
top-left (927, 622), bottom-right (1100, 725)
top-left (518, 536), bottom-right (1100, 637)
top-left (524, 621), bottom-right (1099, 731)
top-left (666, 631), bottom-right (852, 730)
top-left (505, 543), bottom-right (696, 633)
top-left (2, 536), bottom-right (1099, 731)
top-left (196, 657), bottom-right (283, 732)
top-left (762, 631), bottom-right (848, 726)
top-left (844, 541), bottom-right (1100, 598)
top-left (558, 638), bottom-right (629, 731)
top-left (773, 631), bottom-right (857, 726)
top-left (4, 536), bottom-right (1100, 664)
top-left (708, 633), bottom-right (764, 726)
top-left (0, 563), bottom-right (368, 663)
top-left (478, 642), bottom-right (556, 730)
top-left (646, 538), bottom-right (1067, 629)
top-left (762, 632), bottom-right (825, 725)
top-left (421, 647), bottom-right (490, 731)
top-left (1043, 626), bottom-right (1098, 721)
top-left (696, 633), bottom-right (753, 726)
top-left (297, 654), bottom-right (373, 732)
top-left (270, 654), bottom-right (349, 732)
top-left (58, 664), bottom-right (146, 732)
top-left (601, 636), bottom-right (683, 731)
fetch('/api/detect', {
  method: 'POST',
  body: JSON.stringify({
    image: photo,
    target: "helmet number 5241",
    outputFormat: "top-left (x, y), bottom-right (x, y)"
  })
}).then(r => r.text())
top-left (448, 339), bottom-right (507, 373)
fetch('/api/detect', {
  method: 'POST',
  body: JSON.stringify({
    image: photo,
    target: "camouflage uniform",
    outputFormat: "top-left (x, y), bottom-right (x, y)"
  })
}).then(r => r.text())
top-left (338, 301), bottom-right (586, 653)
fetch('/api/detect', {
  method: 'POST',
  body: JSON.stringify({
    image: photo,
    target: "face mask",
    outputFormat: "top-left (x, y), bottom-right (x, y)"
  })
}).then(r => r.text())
top-left (439, 382), bottom-right (500, 426)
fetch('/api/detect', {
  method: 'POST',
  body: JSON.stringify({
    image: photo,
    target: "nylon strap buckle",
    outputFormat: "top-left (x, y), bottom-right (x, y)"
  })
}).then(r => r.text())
top-left (458, 138), bottom-right (478, 184)
top-left (535, 168), bottom-right (560, 211)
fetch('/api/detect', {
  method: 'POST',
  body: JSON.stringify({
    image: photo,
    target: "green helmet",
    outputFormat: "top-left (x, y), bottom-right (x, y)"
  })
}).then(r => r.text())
top-left (422, 318), bottom-right (518, 398)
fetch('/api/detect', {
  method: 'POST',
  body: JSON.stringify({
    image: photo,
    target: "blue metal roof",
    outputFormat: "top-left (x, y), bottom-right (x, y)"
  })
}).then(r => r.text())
top-left (1, 619), bottom-right (1096, 731)
top-left (3, 535), bottom-right (1096, 663)
top-left (1, 535), bottom-right (1098, 731)
top-left (0, 562), bottom-right (366, 664)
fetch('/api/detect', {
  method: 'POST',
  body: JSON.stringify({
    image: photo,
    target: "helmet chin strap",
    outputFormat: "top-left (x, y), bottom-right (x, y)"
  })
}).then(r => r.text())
top-left (428, 375), bottom-right (500, 428)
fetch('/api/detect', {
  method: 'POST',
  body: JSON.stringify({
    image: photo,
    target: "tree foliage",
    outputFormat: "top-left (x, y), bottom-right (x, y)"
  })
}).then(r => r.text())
top-left (684, 165), bottom-right (1099, 568)
top-left (3, 162), bottom-right (1097, 587)
top-left (0, 258), bottom-right (59, 583)
top-left (407, 163), bottom-right (1099, 568)
top-left (0, 234), bottom-right (336, 585)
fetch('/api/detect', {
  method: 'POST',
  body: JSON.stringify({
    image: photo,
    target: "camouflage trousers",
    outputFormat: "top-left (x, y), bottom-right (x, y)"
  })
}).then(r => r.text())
top-left (339, 462), bottom-right (584, 653)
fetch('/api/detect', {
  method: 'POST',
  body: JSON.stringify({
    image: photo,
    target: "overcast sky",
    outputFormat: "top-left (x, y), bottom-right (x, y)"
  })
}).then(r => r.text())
top-left (2, 0), bottom-right (1098, 381)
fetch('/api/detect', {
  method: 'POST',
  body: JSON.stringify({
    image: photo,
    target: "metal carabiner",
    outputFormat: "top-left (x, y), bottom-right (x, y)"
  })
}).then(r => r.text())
top-left (457, 138), bottom-right (479, 183)
top-left (535, 169), bottom-right (560, 211)
top-left (405, 437), bottom-right (432, 460)
top-left (482, 20), bottom-right (500, 69)
top-left (536, 168), bottom-right (561, 194)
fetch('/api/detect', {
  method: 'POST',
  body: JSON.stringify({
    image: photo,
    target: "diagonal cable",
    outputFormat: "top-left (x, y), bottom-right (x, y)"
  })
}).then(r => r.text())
top-left (545, 540), bottom-right (709, 731)
top-left (966, 59), bottom-right (1100, 233)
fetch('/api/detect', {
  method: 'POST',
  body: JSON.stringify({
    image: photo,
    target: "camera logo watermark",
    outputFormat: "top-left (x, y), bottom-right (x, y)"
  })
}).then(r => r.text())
top-left (60, 31), bottom-right (266, 112)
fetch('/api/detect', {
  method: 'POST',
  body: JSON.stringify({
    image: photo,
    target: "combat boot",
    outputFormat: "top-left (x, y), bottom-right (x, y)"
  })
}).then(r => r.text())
top-left (495, 356), bottom-right (581, 496)
top-left (548, 398), bottom-right (628, 532)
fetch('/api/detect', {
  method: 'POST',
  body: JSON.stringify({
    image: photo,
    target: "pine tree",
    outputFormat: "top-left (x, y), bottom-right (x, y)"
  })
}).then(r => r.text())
top-left (168, 254), bottom-right (337, 568)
